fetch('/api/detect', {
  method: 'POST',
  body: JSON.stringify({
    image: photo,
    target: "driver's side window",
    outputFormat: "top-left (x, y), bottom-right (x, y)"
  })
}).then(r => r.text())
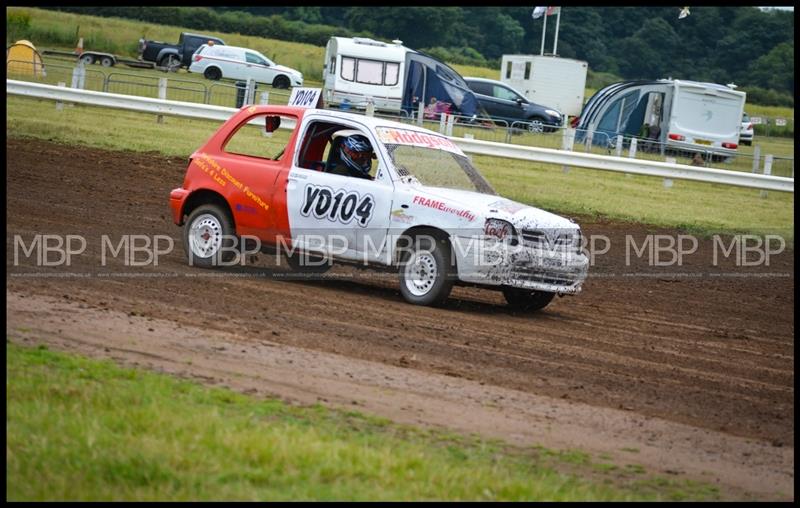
top-left (297, 121), bottom-right (378, 180)
top-left (493, 85), bottom-right (521, 102)
top-left (223, 113), bottom-right (295, 160)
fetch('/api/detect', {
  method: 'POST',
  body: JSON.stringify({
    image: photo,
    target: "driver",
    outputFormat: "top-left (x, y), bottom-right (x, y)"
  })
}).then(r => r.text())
top-left (329, 133), bottom-right (374, 179)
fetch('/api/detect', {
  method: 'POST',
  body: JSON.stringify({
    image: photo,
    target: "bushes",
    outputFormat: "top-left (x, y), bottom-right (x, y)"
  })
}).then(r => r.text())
top-left (739, 86), bottom-right (794, 108)
top-left (6, 9), bottom-right (32, 41)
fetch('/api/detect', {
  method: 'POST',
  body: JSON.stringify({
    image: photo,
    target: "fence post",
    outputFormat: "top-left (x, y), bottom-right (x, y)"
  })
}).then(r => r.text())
top-left (71, 64), bottom-right (82, 89)
top-left (157, 77), bottom-right (167, 124)
top-left (417, 102), bottom-right (424, 126)
top-left (562, 127), bottom-right (575, 151)
top-left (615, 135), bottom-right (623, 157)
top-left (245, 78), bottom-right (255, 106)
top-left (628, 138), bottom-right (638, 158)
top-left (585, 130), bottom-right (593, 152)
top-left (446, 114), bottom-right (455, 136)
top-left (664, 156), bottom-right (676, 188)
top-left (259, 91), bottom-right (270, 105)
top-left (760, 154), bottom-right (773, 199)
top-left (751, 145), bottom-right (761, 173)
top-left (56, 82), bottom-right (66, 111)
top-left (439, 113), bottom-right (447, 134)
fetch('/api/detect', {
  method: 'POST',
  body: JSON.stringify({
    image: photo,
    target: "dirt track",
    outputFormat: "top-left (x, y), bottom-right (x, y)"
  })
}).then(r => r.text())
top-left (5, 138), bottom-right (794, 499)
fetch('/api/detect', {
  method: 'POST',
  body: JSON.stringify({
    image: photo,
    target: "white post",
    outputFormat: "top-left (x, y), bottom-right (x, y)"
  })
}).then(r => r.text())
top-left (664, 156), bottom-right (676, 188)
top-left (71, 65), bottom-right (81, 88)
top-left (446, 113), bottom-right (455, 136)
top-left (553, 8), bottom-right (561, 55)
top-left (615, 135), bottom-right (623, 157)
top-left (439, 113), bottom-right (447, 133)
top-left (56, 82), bottom-right (65, 110)
top-left (78, 64), bottom-right (86, 89)
top-left (245, 78), bottom-right (255, 106)
top-left (157, 77), bottom-right (167, 124)
top-left (751, 145), bottom-right (761, 173)
top-left (561, 127), bottom-right (575, 151)
top-left (259, 91), bottom-right (270, 105)
top-left (417, 102), bottom-right (424, 126)
top-left (760, 154), bottom-right (773, 198)
top-left (366, 98), bottom-right (375, 117)
top-left (540, 12), bottom-right (548, 55)
top-left (629, 137), bottom-right (638, 158)
top-left (585, 130), bottom-right (593, 152)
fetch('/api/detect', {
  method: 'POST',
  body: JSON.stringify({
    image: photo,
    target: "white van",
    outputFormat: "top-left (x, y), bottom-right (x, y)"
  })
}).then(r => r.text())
top-left (323, 37), bottom-right (409, 112)
top-left (189, 44), bottom-right (303, 89)
top-left (500, 55), bottom-right (588, 118)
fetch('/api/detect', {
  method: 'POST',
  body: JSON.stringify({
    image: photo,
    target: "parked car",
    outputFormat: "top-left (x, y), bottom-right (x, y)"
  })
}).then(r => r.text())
top-left (189, 44), bottom-right (303, 89)
top-left (138, 32), bottom-right (225, 70)
top-left (169, 105), bottom-right (588, 311)
top-left (739, 112), bottom-right (754, 146)
top-left (463, 77), bottom-right (563, 133)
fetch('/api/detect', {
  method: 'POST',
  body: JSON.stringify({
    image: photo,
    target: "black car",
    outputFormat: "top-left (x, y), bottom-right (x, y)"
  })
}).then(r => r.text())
top-left (464, 77), bottom-right (563, 133)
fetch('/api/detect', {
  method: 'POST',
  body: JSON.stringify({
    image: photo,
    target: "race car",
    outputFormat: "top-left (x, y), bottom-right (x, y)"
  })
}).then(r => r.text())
top-left (169, 105), bottom-right (589, 311)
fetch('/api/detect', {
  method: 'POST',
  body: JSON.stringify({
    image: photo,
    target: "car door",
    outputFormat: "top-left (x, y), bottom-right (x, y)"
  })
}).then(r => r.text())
top-left (491, 83), bottom-right (527, 123)
top-left (285, 122), bottom-right (393, 263)
top-left (245, 51), bottom-right (273, 85)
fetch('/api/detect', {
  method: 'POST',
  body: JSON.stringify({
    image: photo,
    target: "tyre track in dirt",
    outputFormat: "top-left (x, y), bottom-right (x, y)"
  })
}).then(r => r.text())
top-left (6, 138), bottom-right (794, 454)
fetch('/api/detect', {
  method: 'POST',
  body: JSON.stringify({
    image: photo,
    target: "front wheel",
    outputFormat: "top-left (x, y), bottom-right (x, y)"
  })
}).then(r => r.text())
top-left (398, 235), bottom-right (455, 306)
top-left (183, 204), bottom-right (237, 268)
top-left (527, 117), bottom-right (546, 134)
top-left (502, 287), bottom-right (555, 312)
top-left (79, 54), bottom-right (95, 65)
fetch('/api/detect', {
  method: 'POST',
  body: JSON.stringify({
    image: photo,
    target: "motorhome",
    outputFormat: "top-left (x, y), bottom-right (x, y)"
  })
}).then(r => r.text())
top-left (574, 79), bottom-right (746, 158)
top-left (322, 36), bottom-right (478, 119)
top-left (500, 55), bottom-right (588, 118)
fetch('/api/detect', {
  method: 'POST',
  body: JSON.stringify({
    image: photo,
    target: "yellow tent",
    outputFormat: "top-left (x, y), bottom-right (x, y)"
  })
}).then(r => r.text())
top-left (7, 40), bottom-right (45, 78)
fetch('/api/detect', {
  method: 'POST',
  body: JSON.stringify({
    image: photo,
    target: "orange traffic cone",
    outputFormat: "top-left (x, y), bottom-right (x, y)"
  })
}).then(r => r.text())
top-left (76, 37), bottom-right (84, 55)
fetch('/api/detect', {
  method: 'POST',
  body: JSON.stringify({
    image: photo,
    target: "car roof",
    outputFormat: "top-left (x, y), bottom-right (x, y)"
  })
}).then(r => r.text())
top-left (463, 77), bottom-right (504, 84)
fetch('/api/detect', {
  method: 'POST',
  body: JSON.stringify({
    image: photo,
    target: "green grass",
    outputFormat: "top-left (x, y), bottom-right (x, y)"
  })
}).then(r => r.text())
top-left (6, 342), bottom-right (723, 501)
top-left (6, 95), bottom-right (794, 242)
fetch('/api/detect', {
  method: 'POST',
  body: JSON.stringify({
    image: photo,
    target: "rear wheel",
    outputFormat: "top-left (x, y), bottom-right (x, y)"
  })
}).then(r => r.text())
top-left (183, 204), bottom-right (237, 268)
top-left (79, 54), bottom-right (95, 65)
top-left (160, 54), bottom-right (181, 71)
top-left (398, 234), bottom-right (455, 306)
top-left (100, 56), bottom-right (114, 67)
top-left (273, 75), bottom-right (290, 89)
top-left (502, 287), bottom-right (555, 312)
top-left (203, 66), bottom-right (222, 80)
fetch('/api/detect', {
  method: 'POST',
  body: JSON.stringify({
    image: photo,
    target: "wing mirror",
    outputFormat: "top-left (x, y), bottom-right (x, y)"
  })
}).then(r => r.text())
top-left (265, 115), bottom-right (281, 133)
top-left (516, 98), bottom-right (525, 106)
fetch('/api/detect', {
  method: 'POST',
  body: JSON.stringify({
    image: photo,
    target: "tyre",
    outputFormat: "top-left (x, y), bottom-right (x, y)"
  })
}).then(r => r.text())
top-left (527, 117), bottom-right (546, 134)
top-left (203, 66), bottom-right (222, 80)
top-left (160, 54), bottom-right (181, 71)
top-left (79, 54), bottom-right (95, 65)
top-left (273, 75), bottom-right (290, 89)
top-left (398, 234), bottom-right (455, 306)
top-left (100, 56), bottom-right (114, 67)
top-left (284, 251), bottom-right (332, 274)
top-left (502, 287), bottom-right (555, 312)
top-left (183, 204), bottom-right (237, 268)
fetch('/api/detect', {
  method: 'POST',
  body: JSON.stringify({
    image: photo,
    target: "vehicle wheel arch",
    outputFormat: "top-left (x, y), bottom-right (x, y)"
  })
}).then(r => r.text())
top-left (181, 188), bottom-right (235, 230)
top-left (203, 66), bottom-right (222, 80)
top-left (393, 225), bottom-right (455, 269)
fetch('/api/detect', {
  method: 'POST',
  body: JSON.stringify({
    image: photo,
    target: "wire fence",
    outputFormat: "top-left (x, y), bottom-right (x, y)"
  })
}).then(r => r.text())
top-left (7, 58), bottom-right (794, 179)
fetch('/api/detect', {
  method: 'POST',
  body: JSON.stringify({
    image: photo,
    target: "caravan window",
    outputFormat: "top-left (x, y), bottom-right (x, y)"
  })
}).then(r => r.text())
top-left (385, 62), bottom-right (399, 86)
top-left (356, 59), bottom-right (383, 85)
top-left (341, 57), bottom-right (355, 81)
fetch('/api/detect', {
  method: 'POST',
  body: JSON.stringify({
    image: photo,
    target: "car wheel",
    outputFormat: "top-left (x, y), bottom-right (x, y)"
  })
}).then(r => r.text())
top-left (502, 287), bottom-right (555, 312)
top-left (79, 54), bottom-right (95, 65)
top-left (100, 56), bottom-right (114, 67)
top-left (203, 66), bottom-right (222, 80)
top-left (398, 234), bottom-right (455, 306)
top-left (273, 75), bottom-right (290, 89)
top-left (284, 251), bottom-right (332, 274)
top-left (183, 204), bottom-right (237, 268)
top-left (527, 117), bottom-right (546, 134)
top-left (160, 54), bottom-right (181, 71)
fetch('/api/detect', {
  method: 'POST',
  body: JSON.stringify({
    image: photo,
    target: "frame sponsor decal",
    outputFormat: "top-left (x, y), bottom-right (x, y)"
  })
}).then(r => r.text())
top-left (301, 183), bottom-right (375, 227)
top-left (412, 195), bottom-right (475, 222)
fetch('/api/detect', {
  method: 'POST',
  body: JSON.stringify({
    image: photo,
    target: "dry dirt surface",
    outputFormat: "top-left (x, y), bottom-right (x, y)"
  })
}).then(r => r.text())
top-left (6, 138), bottom-right (794, 500)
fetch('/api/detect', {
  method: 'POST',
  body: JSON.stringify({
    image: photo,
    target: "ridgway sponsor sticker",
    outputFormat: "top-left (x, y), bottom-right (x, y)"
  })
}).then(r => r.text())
top-left (376, 127), bottom-right (464, 155)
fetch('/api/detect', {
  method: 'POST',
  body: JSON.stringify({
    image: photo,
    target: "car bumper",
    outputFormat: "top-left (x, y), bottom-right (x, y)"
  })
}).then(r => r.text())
top-left (170, 188), bottom-right (190, 225)
top-left (453, 237), bottom-right (589, 294)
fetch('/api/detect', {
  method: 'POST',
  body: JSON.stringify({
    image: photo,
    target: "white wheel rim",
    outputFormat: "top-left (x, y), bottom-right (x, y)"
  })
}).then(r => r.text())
top-left (188, 213), bottom-right (222, 258)
top-left (404, 251), bottom-right (438, 297)
top-left (528, 120), bottom-right (544, 133)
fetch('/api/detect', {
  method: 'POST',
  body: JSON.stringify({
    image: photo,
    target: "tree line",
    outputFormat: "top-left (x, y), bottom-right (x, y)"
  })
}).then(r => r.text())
top-left (46, 6), bottom-right (794, 106)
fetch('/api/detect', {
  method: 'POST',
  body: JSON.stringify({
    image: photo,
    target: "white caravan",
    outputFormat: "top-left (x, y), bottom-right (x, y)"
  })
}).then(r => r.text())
top-left (323, 37), bottom-right (409, 112)
top-left (500, 55), bottom-right (588, 118)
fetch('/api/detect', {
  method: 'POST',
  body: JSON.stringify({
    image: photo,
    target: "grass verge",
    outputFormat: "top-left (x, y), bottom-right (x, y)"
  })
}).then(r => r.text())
top-left (6, 95), bottom-right (794, 242)
top-left (6, 341), bottom-right (722, 501)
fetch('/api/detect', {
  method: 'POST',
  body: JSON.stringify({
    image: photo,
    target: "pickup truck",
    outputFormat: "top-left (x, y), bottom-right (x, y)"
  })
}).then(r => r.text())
top-left (169, 105), bottom-right (589, 311)
top-left (138, 32), bottom-right (225, 70)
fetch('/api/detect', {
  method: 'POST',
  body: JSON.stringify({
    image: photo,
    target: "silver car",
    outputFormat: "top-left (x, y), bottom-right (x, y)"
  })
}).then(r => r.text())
top-left (739, 112), bottom-right (754, 146)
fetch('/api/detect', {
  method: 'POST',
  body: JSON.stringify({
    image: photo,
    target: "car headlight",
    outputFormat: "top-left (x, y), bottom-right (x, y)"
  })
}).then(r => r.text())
top-left (484, 219), bottom-right (516, 242)
top-left (545, 109), bottom-right (562, 118)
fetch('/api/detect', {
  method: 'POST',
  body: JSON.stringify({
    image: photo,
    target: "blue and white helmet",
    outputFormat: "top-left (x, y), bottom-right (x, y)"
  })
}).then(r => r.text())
top-left (339, 134), bottom-right (373, 178)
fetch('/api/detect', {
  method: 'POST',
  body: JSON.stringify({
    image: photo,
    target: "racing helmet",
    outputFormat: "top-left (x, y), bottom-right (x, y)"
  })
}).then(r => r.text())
top-left (339, 134), bottom-right (373, 178)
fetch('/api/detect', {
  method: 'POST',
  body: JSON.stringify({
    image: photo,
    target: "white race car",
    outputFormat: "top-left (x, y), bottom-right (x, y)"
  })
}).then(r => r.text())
top-left (171, 105), bottom-right (589, 311)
